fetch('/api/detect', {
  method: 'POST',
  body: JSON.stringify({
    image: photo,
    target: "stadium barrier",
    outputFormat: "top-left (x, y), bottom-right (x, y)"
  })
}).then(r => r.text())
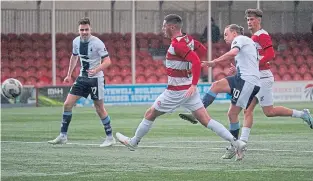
top-left (273, 81), bottom-right (313, 102)
top-left (76, 84), bottom-right (231, 107)
top-left (2, 81), bottom-right (312, 107)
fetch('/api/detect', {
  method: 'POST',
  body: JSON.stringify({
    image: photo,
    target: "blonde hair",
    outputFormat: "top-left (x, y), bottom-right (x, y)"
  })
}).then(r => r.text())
top-left (225, 24), bottom-right (244, 35)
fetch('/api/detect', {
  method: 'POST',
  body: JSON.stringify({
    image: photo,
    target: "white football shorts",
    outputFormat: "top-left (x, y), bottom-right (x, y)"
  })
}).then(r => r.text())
top-left (152, 89), bottom-right (203, 113)
top-left (256, 70), bottom-right (275, 107)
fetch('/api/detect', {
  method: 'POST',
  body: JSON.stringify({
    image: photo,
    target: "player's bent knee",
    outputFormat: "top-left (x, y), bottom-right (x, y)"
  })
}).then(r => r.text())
top-left (144, 107), bottom-right (156, 121)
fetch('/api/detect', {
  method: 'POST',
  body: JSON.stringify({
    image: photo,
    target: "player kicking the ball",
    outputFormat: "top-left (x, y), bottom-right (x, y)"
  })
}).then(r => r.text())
top-left (115, 14), bottom-right (247, 160)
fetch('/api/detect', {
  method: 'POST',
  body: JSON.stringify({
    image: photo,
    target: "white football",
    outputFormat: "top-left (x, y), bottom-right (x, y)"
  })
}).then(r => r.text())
top-left (1, 78), bottom-right (23, 99)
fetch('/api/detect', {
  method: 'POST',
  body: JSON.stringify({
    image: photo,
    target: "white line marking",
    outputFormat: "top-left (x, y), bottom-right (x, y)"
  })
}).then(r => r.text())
top-left (2, 140), bottom-right (313, 153)
top-left (1, 172), bottom-right (81, 177)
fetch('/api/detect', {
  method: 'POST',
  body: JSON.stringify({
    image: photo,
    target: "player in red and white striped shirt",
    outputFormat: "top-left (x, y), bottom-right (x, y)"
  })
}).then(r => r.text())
top-left (220, 9), bottom-right (313, 159)
top-left (116, 14), bottom-right (246, 156)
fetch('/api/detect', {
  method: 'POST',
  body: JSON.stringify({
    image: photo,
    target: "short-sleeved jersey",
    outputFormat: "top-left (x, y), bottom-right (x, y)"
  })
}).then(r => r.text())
top-left (72, 35), bottom-right (109, 78)
top-left (251, 29), bottom-right (273, 70)
top-left (166, 34), bottom-right (204, 91)
top-left (231, 35), bottom-right (260, 86)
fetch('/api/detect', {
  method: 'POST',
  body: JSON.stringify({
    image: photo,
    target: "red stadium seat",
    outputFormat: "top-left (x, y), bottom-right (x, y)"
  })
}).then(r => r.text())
top-left (278, 64), bottom-right (288, 76)
top-left (136, 75), bottom-right (146, 83)
top-left (7, 33), bottom-right (18, 41)
top-left (295, 55), bottom-right (305, 65)
top-left (150, 39), bottom-right (160, 49)
top-left (15, 76), bottom-right (26, 85)
top-left (306, 55), bottom-right (313, 64)
top-left (303, 73), bottom-right (313, 80)
top-left (158, 75), bottom-right (167, 83)
top-left (270, 64), bottom-right (278, 74)
top-left (42, 33), bottom-right (51, 41)
top-left (288, 64), bottom-right (298, 75)
top-left (282, 73), bottom-right (292, 81)
top-left (293, 73), bottom-right (303, 81)
top-left (298, 65), bottom-right (309, 75)
top-left (24, 76), bottom-right (38, 85)
top-left (121, 66), bottom-right (131, 76)
top-left (146, 75), bottom-right (159, 83)
top-left (123, 76), bottom-right (132, 84)
top-left (110, 75), bottom-right (123, 84)
top-left (273, 73), bottom-right (282, 81)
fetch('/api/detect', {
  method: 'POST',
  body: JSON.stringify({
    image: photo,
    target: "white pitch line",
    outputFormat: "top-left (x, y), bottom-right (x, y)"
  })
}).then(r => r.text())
top-left (148, 140), bottom-right (312, 143)
top-left (1, 171), bottom-right (81, 177)
top-left (2, 140), bottom-right (313, 153)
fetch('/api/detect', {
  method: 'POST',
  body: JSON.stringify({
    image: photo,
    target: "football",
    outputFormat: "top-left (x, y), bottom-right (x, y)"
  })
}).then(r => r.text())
top-left (1, 78), bottom-right (23, 99)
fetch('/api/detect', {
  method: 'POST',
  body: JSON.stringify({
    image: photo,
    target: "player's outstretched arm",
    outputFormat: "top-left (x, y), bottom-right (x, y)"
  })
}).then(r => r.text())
top-left (202, 48), bottom-right (239, 67)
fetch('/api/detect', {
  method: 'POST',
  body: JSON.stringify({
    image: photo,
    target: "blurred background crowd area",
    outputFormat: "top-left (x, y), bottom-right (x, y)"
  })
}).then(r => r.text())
top-left (1, 1), bottom-right (313, 86)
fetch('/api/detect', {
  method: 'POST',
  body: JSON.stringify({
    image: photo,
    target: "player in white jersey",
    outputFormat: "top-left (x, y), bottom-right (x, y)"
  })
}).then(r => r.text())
top-left (179, 24), bottom-right (260, 160)
top-left (115, 14), bottom-right (246, 159)
top-left (48, 17), bottom-right (116, 147)
top-left (218, 9), bottom-right (313, 159)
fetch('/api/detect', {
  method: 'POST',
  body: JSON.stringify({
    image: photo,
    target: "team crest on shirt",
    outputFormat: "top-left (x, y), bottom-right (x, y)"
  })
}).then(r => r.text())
top-left (157, 101), bottom-right (161, 106)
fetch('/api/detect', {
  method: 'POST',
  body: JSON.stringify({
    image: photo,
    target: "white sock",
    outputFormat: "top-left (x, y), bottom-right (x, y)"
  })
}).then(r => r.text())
top-left (240, 127), bottom-right (251, 142)
top-left (292, 109), bottom-right (303, 118)
top-left (207, 119), bottom-right (235, 142)
top-left (131, 118), bottom-right (153, 145)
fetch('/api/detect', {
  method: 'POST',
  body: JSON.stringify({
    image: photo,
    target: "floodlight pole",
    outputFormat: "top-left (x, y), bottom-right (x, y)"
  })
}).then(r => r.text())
top-left (207, 0), bottom-right (212, 83)
top-left (131, 0), bottom-right (136, 84)
top-left (52, 0), bottom-right (56, 86)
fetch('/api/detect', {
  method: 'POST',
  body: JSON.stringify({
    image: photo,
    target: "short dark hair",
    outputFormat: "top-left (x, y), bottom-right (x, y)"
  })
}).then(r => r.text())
top-left (164, 14), bottom-right (183, 28)
top-left (226, 24), bottom-right (244, 35)
top-left (78, 17), bottom-right (91, 26)
top-left (245, 9), bottom-right (263, 19)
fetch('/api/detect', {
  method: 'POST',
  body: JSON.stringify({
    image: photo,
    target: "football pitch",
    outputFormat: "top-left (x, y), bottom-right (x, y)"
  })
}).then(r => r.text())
top-left (1, 102), bottom-right (313, 181)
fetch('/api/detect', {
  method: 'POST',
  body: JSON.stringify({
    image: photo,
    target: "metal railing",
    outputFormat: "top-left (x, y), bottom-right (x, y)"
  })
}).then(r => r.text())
top-left (2, 9), bottom-right (313, 34)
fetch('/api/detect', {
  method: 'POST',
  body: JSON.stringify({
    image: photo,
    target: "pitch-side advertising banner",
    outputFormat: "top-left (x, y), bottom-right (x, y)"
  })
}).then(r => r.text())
top-left (272, 81), bottom-right (313, 102)
top-left (37, 86), bottom-right (71, 106)
top-left (76, 84), bottom-right (231, 107)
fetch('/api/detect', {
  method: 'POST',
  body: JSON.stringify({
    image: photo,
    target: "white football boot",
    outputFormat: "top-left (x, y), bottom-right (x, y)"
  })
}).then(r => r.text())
top-left (221, 145), bottom-right (236, 159)
top-left (48, 134), bottom-right (67, 145)
top-left (100, 137), bottom-right (116, 147)
top-left (302, 109), bottom-right (313, 129)
top-left (116, 132), bottom-right (137, 151)
top-left (232, 139), bottom-right (247, 161)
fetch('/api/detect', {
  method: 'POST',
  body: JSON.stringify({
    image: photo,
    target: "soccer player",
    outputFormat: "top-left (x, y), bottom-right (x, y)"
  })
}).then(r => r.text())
top-left (179, 9), bottom-right (313, 160)
top-left (219, 9), bottom-right (313, 159)
top-left (201, 24), bottom-right (261, 160)
top-left (48, 17), bottom-right (115, 147)
top-left (115, 14), bottom-right (247, 159)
